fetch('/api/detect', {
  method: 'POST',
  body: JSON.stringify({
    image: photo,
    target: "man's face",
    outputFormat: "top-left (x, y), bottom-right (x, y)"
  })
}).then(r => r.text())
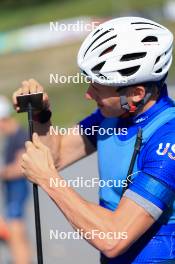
top-left (85, 82), bottom-right (125, 117)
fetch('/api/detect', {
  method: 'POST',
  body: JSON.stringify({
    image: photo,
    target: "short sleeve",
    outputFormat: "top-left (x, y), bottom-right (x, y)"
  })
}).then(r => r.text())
top-left (124, 125), bottom-right (175, 220)
top-left (124, 172), bottom-right (175, 220)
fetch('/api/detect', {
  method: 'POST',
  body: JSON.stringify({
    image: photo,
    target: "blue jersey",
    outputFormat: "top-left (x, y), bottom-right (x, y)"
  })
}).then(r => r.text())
top-left (80, 95), bottom-right (175, 193)
top-left (79, 89), bottom-right (175, 263)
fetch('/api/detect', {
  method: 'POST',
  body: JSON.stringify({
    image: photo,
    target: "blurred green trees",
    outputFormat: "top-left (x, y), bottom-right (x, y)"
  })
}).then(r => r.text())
top-left (0, 0), bottom-right (62, 8)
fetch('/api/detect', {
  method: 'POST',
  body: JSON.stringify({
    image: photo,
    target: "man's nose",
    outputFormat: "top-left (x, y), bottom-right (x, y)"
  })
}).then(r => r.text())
top-left (85, 86), bottom-right (95, 100)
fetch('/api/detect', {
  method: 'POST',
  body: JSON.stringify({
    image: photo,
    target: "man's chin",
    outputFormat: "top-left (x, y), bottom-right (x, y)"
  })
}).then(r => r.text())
top-left (99, 107), bottom-right (118, 118)
top-left (99, 107), bottom-right (123, 118)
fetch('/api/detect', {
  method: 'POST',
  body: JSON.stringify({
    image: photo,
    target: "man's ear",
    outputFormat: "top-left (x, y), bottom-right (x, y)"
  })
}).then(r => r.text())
top-left (131, 86), bottom-right (146, 104)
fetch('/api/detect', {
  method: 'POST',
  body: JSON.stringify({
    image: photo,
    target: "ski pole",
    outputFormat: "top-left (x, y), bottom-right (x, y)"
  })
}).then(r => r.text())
top-left (27, 102), bottom-right (43, 264)
top-left (17, 93), bottom-right (44, 264)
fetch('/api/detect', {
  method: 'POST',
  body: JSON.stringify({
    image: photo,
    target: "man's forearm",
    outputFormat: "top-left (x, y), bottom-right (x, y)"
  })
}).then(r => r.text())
top-left (22, 132), bottom-right (154, 259)
top-left (41, 174), bottom-right (125, 256)
top-left (33, 122), bottom-right (95, 171)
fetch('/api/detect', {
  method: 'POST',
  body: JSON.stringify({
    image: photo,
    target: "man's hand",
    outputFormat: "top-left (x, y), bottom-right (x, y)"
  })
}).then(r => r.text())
top-left (13, 79), bottom-right (94, 172)
top-left (12, 79), bottom-right (50, 112)
top-left (21, 133), bottom-right (57, 186)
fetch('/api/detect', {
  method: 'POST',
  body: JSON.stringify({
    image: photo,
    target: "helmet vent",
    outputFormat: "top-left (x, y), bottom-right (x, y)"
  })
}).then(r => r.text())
top-left (136, 28), bottom-right (156, 31)
top-left (82, 70), bottom-right (88, 76)
top-left (165, 45), bottom-right (172, 55)
top-left (118, 66), bottom-right (140, 76)
top-left (121, 52), bottom-right (146, 61)
top-left (155, 58), bottom-right (170, 73)
top-left (99, 44), bottom-right (117, 57)
top-left (98, 73), bottom-right (108, 80)
top-left (91, 61), bottom-right (106, 73)
top-left (92, 29), bottom-right (102, 36)
top-left (92, 35), bottom-right (117, 52)
top-left (141, 36), bottom-right (158, 42)
top-left (84, 29), bottom-right (114, 58)
top-left (155, 56), bottom-right (161, 65)
top-left (155, 68), bottom-right (162, 73)
top-left (131, 22), bottom-right (163, 29)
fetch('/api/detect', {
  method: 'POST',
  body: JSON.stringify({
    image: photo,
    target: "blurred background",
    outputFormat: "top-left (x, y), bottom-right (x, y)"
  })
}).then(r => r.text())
top-left (0, 0), bottom-right (174, 263)
top-left (0, 0), bottom-right (175, 125)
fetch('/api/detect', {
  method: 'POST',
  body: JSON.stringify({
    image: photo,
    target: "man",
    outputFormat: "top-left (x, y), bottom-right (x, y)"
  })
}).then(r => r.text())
top-left (13, 17), bottom-right (175, 263)
top-left (0, 96), bottom-right (31, 264)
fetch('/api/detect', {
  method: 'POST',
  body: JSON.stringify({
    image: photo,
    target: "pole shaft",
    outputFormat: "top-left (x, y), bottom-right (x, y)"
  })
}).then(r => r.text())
top-left (28, 103), bottom-right (43, 264)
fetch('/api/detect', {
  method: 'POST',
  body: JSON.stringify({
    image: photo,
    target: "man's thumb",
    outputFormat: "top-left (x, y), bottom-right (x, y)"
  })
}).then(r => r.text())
top-left (32, 133), bottom-right (45, 149)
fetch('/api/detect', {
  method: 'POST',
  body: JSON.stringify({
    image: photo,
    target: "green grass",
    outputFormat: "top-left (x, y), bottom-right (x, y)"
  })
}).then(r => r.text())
top-left (0, 0), bottom-right (165, 31)
top-left (48, 82), bottom-right (96, 126)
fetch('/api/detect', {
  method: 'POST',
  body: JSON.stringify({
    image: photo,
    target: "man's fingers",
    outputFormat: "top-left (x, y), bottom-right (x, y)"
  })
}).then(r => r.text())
top-left (25, 141), bottom-right (37, 157)
top-left (22, 80), bottom-right (29, 88)
top-left (25, 141), bottom-right (34, 149)
top-left (21, 80), bottom-right (30, 95)
top-left (28, 79), bottom-right (44, 93)
top-left (25, 136), bottom-right (47, 158)
top-left (32, 133), bottom-right (47, 151)
top-left (13, 79), bottom-right (48, 113)
top-left (22, 153), bottom-right (29, 164)
top-left (33, 79), bottom-right (44, 93)
top-left (28, 79), bottom-right (38, 94)
top-left (12, 88), bottom-right (23, 110)
top-left (21, 79), bottom-right (43, 94)
top-left (12, 92), bottom-right (18, 106)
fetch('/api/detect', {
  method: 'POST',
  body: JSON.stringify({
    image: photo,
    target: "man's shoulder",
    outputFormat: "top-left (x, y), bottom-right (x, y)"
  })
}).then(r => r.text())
top-left (152, 117), bottom-right (175, 139)
top-left (139, 117), bottom-right (175, 190)
top-left (140, 117), bottom-right (175, 162)
top-left (140, 116), bottom-right (175, 157)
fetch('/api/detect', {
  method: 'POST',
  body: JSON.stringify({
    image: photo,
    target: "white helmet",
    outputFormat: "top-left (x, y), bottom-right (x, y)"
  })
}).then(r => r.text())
top-left (0, 96), bottom-right (13, 119)
top-left (78, 17), bottom-right (173, 87)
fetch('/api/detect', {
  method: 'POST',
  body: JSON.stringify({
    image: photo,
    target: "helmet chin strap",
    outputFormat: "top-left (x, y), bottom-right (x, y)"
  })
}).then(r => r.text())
top-left (120, 90), bottom-right (152, 116)
top-left (118, 76), bottom-right (167, 117)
